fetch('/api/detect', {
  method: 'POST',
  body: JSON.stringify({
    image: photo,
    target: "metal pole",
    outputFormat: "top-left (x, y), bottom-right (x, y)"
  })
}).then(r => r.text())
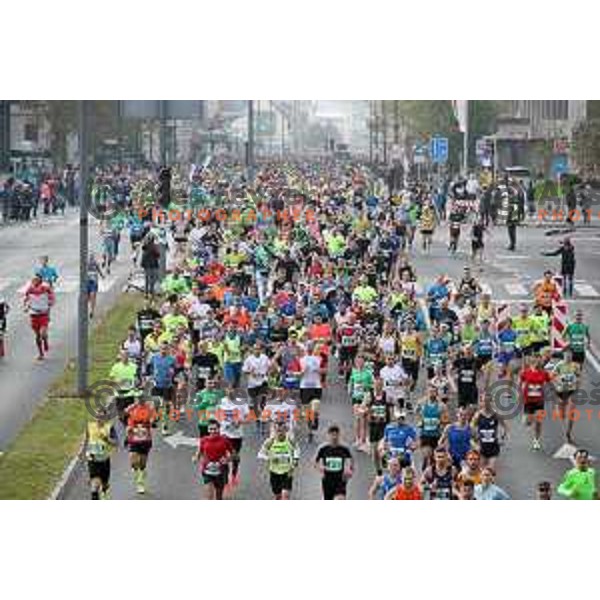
top-left (381, 100), bottom-right (388, 165)
top-left (77, 100), bottom-right (90, 396)
top-left (463, 100), bottom-right (469, 175)
top-left (281, 112), bottom-right (285, 158)
top-left (369, 101), bottom-right (373, 164)
top-left (160, 100), bottom-right (167, 166)
top-left (247, 100), bottom-right (255, 181)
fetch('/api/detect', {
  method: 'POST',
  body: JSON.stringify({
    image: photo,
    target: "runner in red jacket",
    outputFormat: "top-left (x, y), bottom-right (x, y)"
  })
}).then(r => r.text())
top-left (23, 274), bottom-right (55, 360)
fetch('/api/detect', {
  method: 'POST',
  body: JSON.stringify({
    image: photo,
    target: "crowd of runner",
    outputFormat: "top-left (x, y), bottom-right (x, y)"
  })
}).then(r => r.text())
top-left (15, 158), bottom-right (597, 500)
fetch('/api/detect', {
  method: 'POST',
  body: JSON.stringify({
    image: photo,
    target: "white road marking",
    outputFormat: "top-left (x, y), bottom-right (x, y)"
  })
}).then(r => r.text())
top-left (490, 298), bottom-right (600, 306)
top-left (553, 443), bottom-right (579, 462)
top-left (54, 278), bottom-right (79, 294)
top-left (99, 277), bottom-right (116, 293)
top-left (504, 283), bottom-right (529, 296)
top-left (586, 343), bottom-right (600, 376)
top-left (0, 278), bottom-right (17, 293)
top-left (494, 254), bottom-right (531, 260)
top-left (574, 283), bottom-right (600, 298)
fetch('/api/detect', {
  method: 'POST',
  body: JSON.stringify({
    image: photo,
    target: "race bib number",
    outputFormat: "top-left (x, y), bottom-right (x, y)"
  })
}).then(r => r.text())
top-left (480, 429), bottom-right (495, 443)
top-left (324, 457), bottom-right (343, 472)
top-left (371, 405), bottom-right (387, 419)
top-left (130, 425), bottom-right (150, 443)
top-left (273, 452), bottom-right (292, 467)
top-left (460, 370), bottom-right (474, 384)
top-left (423, 417), bottom-right (439, 434)
top-left (342, 335), bottom-right (357, 347)
top-left (352, 384), bottom-right (365, 401)
top-left (204, 462), bottom-right (222, 476)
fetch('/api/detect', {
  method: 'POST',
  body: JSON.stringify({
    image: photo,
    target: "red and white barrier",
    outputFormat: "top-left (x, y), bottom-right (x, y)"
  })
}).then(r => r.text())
top-left (552, 300), bottom-right (568, 352)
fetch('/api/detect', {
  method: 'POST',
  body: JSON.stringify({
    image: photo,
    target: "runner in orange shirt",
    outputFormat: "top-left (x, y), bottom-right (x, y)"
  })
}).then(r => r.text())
top-left (385, 466), bottom-right (423, 500)
top-left (533, 270), bottom-right (560, 316)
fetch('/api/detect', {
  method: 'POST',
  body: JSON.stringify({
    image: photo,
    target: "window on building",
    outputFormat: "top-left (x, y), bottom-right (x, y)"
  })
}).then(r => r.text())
top-left (24, 122), bottom-right (39, 143)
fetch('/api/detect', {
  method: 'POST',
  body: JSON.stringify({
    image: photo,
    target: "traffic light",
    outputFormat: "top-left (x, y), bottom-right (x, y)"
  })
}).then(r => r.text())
top-left (157, 167), bottom-right (171, 208)
top-left (330, 138), bottom-right (335, 152)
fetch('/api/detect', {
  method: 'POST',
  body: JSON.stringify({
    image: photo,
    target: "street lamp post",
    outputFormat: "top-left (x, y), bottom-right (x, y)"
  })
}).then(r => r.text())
top-left (247, 100), bottom-right (255, 181)
top-left (77, 100), bottom-right (90, 396)
top-left (159, 100), bottom-right (167, 166)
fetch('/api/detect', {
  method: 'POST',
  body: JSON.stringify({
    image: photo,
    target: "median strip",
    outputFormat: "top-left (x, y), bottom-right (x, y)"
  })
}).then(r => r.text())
top-left (0, 294), bottom-right (144, 500)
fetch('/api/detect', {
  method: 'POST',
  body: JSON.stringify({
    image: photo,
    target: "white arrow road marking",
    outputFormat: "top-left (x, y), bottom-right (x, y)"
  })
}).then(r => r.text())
top-left (504, 282), bottom-right (529, 296)
top-left (553, 443), bottom-right (579, 463)
top-left (574, 283), bottom-right (599, 298)
top-left (163, 431), bottom-right (198, 449)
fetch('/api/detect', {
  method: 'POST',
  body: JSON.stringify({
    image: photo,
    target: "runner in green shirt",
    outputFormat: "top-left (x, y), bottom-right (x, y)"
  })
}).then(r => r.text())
top-left (348, 355), bottom-right (374, 451)
top-left (192, 379), bottom-right (225, 437)
top-left (161, 272), bottom-right (191, 296)
top-left (258, 422), bottom-right (300, 499)
top-left (529, 307), bottom-right (550, 353)
top-left (558, 449), bottom-right (598, 500)
top-left (565, 310), bottom-right (590, 365)
top-left (109, 350), bottom-right (140, 423)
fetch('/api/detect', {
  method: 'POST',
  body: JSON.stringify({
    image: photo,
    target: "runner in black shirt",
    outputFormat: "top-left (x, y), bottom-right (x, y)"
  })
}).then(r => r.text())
top-left (136, 300), bottom-right (160, 350)
top-left (192, 341), bottom-right (221, 391)
top-left (453, 345), bottom-right (480, 411)
top-left (314, 425), bottom-right (354, 500)
top-left (277, 253), bottom-right (300, 284)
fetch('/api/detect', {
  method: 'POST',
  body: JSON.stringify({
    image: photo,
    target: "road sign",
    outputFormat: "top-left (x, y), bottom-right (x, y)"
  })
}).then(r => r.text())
top-left (430, 136), bottom-right (449, 164)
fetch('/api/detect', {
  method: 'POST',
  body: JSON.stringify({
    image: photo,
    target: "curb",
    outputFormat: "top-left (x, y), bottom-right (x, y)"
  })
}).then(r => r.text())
top-left (48, 437), bottom-right (85, 500)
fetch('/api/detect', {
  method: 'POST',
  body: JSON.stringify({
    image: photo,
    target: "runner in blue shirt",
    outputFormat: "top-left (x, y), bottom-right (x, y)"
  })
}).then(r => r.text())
top-left (36, 255), bottom-right (59, 287)
top-left (379, 411), bottom-right (417, 468)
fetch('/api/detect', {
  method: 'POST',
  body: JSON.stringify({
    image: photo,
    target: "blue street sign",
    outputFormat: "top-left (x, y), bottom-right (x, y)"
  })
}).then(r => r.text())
top-left (430, 136), bottom-right (449, 163)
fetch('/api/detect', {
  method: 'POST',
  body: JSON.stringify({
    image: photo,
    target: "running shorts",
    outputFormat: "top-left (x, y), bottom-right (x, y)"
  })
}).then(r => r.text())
top-left (87, 279), bottom-right (99, 294)
top-left (475, 355), bottom-right (492, 370)
top-left (369, 421), bottom-right (386, 444)
top-left (270, 472), bottom-right (293, 496)
top-left (322, 477), bottom-right (347, 500)
top-left (202, 465), bottom-right (229, 489)
top-left (228, 437), bottom-right (243, 454)
top-left (523, 401), bottom-right (545, 415)
top-left (457, 386), bottom-right (479, 408)
top-left (339, 346), bottom-right (358, 364)
top-left (496, 351), bottom-right (515, 366)
top-left (420, 435), bottom-right (440, 450)
top-left (128, 440), bottom-right (152, 455)
top-left (480, 442), bottom-right (500, 459)
top-left (30, 313), bottom-right (49, 332)
top-left (87, 459), bottom-right (110, 486)
top-left (300, 387), bottom-right (322, 405)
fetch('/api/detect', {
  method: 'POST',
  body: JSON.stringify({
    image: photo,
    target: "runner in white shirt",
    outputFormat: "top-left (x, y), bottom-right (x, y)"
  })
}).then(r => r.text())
top-left (379, 355), bottom-right (409, 409)
top-left (242, 342), bottom-right (271, 429)
top-left (299, 342), bottom-right (324, 438)
top-left (219, 393), bottom-right (250, 487)
top-left (263, 387), bottom-right (300, 441)
top-left (122, 327), bottom-right (143, 362)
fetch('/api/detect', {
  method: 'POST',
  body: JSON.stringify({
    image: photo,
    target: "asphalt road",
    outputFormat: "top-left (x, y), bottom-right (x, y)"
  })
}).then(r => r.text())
top-left (61, 220), bottom-right (600, 499)
top-left (0, 210), bottom-right (137, 450)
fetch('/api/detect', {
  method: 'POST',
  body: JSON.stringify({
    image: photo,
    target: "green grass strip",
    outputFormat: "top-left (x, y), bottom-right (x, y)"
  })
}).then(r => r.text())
top-left (0, 294), bottom-right (144, 499)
